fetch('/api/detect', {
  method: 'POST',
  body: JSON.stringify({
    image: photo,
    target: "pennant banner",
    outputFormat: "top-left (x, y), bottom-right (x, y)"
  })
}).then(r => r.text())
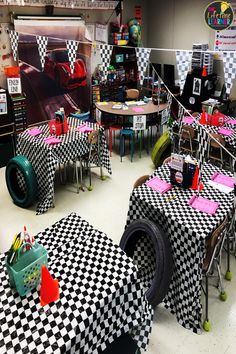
top-left (36, 36), bottom-right (48, 71)
top-left (135, 47), bottom-right (151, 86)
top-left (9, 30), bottom-right (19, 61)
top-left (66, 40), bottom-right (79, 74)
top-left (223, 51), bottom-right (236, 95)
top-left (99, 44), bottom-right (113, 81)
top-left (176, 50), bottom-right (192, 92)
top-left (197, 125), bottom-right (208, 193)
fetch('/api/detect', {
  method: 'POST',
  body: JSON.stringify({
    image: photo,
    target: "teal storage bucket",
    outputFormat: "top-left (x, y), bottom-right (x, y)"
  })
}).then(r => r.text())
top-left (6, 242), bottom-right (48, 296)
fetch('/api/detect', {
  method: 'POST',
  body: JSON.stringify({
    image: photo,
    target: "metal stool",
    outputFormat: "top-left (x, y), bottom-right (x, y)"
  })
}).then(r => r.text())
top-left (120, 128), bottom-right (135, 162)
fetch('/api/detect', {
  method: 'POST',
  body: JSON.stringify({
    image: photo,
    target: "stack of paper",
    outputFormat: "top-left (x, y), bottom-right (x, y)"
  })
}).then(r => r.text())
top-left (188, 195), bottom-right (219, 215)
top-left (146, 177), bottom-right (172, 194)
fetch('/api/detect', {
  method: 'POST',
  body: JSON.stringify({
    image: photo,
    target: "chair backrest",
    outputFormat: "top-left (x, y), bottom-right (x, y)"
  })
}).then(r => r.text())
top-left (162, 156), bottom-right (171, 165)
top-left (181, 125), bottom-right (195, 139)
top-left (88, 130), bottom-right (99, 145)
top-left (208, 133), bottom-right (225, 148)
top-left (126, 89), bottom-right (139, 100)
top-left (133, 175), bottom-right (149, 189)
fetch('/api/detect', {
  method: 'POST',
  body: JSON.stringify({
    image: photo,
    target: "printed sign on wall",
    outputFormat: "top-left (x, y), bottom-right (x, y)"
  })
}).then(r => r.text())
top-left (0, 91), bottom-right (7, 115)
top-left (7, 77), bottom-right (22, 94)
top-left (133, 115), bottom-right (146, 130)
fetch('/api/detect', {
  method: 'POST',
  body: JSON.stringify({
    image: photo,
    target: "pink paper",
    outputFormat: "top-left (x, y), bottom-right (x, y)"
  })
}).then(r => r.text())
top-left (132, 107), bottom-right (145, 113)
top-left (226, 119), bottom-right (236, 125)
top-left (218, 127), bottom-right (234, 136)
top-left (44, 137), bottom-right (62, 145)
top-left (188, 195), bottom-right (219, 215)
top-left (77, 126), bottom-right (93, 133)
top-left (211, 172), bottom-right (234, 188)
top-left (183, 116), bottom-right (194, 124)
top-left (27, 128), bottom-right (43, 136)
top-left (146, 177), bottom-right (172, 194)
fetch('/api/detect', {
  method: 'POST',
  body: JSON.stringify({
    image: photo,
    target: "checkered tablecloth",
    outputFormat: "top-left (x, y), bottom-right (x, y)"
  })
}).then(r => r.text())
top-left (0, 213), bottom-right (153, 354)
top-left (126, 163), bottom-right (234, 333)
top-left (16, 118), bottom-right (112, 215)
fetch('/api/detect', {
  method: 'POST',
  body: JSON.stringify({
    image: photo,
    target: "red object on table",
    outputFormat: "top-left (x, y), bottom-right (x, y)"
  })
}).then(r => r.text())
top-left (199, 111), bottom-right (207, 125)
top-left (40, 265), bottom-right (59, 306)
top-left (211, 112), bottom-right (225, 126)
top-left (49, 119), bottom-right (68, 136)
top-left (202, 66), bottom-right (207, 77)
top-left (191, 166), bottom-right (204, 191)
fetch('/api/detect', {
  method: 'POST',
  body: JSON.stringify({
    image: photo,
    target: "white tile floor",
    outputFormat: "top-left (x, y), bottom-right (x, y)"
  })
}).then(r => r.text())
top-left (0, 151), bottom-right (236, 354)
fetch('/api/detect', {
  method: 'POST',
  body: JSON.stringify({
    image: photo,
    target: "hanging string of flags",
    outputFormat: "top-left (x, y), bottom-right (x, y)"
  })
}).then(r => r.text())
top-left (36, 36), bottom-right (48, 71)
top-left (66, 40), bottom-right (79, 74)
top-left (135, 47), bottom-right (151, 86)
top-left (99, 43), bottom-right (113, 81)
top-left (9, 30), bottom-right (19, 62)
top-left (175, 50), bottom-right (193, 92)
top-left (222, 51), bottom-right (236, 95)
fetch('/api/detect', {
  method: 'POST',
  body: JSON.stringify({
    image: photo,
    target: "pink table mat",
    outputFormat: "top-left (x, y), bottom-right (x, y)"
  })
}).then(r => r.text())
top-left (44, 137), bottom-right (62, 145)
top-left (146, 177), bottom-right (172, 194)
top-left (211, 172), bottom-right (234, 188)
top-left (77, 125), bottom-right (93, 133)
top-left (27, 128), bottom-right (43, 136)
top-left (226, 119), bottom-right (236, 125)
top-left (188, 195), bottom-right (219, 215)
top-left (132, 107), bottom-right (144, 113)
top-left (218, 127), bottom-right (234, 136)
top-left (183, 116), bottom-right (194, 124)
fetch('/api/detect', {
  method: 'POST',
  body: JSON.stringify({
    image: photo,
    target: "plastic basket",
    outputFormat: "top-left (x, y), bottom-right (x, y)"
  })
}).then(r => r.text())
top-left (6, 242), bottom-right (48, 296)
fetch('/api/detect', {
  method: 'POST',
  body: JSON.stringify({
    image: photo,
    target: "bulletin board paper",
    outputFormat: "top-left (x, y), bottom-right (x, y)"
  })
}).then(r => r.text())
top-left (95, 23), bottom-right (108, 43)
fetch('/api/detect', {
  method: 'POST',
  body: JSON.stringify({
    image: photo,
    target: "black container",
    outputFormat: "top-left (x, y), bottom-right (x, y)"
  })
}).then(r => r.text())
top-left (170, 162), bottom-right (196, 189)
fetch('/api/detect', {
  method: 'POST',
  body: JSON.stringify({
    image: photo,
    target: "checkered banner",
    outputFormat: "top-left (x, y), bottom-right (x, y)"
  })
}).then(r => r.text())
top-left (223, 51), bottom-right (236, 95)
top-left (197, 125), bottom-right (208, 193)
top-left (9, 30), bottom-right (19, 61)
top-left (99, 44), bottom-right (113, 81)
top-left (135, 48), bottom-right (151, 86)
top-left (36, 35), bottom-right (48, 70)
top-left (176, 50), bottom-right (192, 92)
top-left (66, 40), bottom-right (79, 74)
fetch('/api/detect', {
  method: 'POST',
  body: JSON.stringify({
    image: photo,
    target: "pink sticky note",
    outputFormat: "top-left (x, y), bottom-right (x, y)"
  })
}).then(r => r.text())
top-left (183, 116), bottom-right (194, 124)
top-left (27, 128), bottom-right (43, 136)
top-left (77, 126), bottom-right (93, 133)
top-left (218, 127), bottom-right (234, 136)
top-left (211, 172), bottom-right (234, 188)
top-left (132, 107), bottom-right (145, 113)
top-left (188, 195), bottom-right (219, 215)
top-left (146, 177), bottom-right (172, 194)
top-left (44, 137), bottom-right (62, 145)
top-left (226, 119), bottom-right (236, 125)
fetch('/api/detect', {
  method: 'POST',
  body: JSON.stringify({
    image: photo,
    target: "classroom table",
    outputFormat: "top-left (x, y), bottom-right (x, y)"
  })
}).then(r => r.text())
top-left (0, 213), bottom-right (153, 354)
top-left (126, 162), bottom-right (234, 333)
top-left (16, 118), bottom-right (112, 215)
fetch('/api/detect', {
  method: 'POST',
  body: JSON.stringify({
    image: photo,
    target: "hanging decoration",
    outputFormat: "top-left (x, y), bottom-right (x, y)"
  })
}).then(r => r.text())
top-left (9, 30), bottom-right (19, 62)
top-left (176, 50), bottom-right (192, 92)
top-left (222, 51), bottom-right (236, 95)
top-left (36, 35), bottom-right (48, 71)
top-left (99, 43), bottom-right (113, 81)
top-left (66, 40), bottom-right (79, 74)
top-left (197, 125), bottom-right (208, 192)
top-left (135, 47), bottom-right (151, 86)
top-left (1, 1), bottom-right (118, 9)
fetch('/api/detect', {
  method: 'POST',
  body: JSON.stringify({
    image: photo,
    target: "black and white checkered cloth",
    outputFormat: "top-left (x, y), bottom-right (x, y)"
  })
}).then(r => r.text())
top-left (176, 50), bottom-right (192, 92)
top-left (66, 40), bottom-right (79, 74)
top-left (9, 30), bottom-right (19, 61)
top-left (99, 44), bottom-right (113, 81)
top-left (36, 36), bottom-right (48, 71)
top-left (223, 51), bottom-right (236, 95)
top-left (135, 48), bottom-right (151, 86)
top-left (16, 118), bottom-right (112, 215)
top-left (126, 163), bottom-right (234, 333)
top-left (0, 213), bottom-right (153, 354)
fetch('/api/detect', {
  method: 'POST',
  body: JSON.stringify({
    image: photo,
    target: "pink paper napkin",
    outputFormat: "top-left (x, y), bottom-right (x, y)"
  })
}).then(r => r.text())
top-left (188, 195), bottom-right (219, 215)
top-left (132, 107), bottom-right (144, 113)
top-left (146, 177), bottom-right (172, 194)
top-left (226, 119), bottom-right (236, 125)
top-left (211, 172), bottom-right (234, 188)
top-left (218, 127), bottom-right (234, 136)
top-left (183, 116), bottom-right (194, 124)
top-left (27, 128), bottom-right (43, 136)
top-left (44, 137), bottom-right (62, 145)
top-left (77, 125), bottom-right (93, 133)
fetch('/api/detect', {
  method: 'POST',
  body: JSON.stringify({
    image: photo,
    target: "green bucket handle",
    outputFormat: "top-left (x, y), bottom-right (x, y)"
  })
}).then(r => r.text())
top-left (17, 242), bottom-right (34, 261)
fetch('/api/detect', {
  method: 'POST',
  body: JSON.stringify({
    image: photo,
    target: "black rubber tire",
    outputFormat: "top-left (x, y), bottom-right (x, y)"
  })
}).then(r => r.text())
top-left (120, 219), bottom-right (173, 308)
top-left (5, 155), bottom-right (38, 208)
top-left (100, 333), bottom-right (139, 354)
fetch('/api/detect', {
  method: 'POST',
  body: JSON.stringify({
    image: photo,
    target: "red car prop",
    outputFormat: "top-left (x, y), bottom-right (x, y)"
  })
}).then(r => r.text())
top-left (44, 48), bottom-right (87, 89)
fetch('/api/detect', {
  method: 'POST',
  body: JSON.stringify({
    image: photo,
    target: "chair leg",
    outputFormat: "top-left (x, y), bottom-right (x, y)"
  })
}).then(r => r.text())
top-left (109, 128), bottom-right (113, 157)
top-left (203, 274), bottom-right (211, 331)
top-left (120, 135), bottom-right (124, 162)
top-left (75, 161), bottom-right (79, 194)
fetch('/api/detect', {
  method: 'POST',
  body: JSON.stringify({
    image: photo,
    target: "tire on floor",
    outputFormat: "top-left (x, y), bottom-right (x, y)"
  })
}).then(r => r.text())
top-left (5, 155), bottom-right (38, 208)
top-left (120, 219), bottom-right (173, 308)
top-left (151, 131), bottom-right (171, 168)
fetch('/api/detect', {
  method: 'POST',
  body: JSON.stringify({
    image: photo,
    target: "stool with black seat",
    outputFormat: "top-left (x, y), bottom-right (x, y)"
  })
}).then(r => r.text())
top-left (207, 133), bottom-right (226, 168)
top-left (179, 125), bottom-right (198, 156)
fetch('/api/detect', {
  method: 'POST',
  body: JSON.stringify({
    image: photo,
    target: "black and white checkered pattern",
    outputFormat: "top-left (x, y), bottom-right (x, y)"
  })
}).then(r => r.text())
top-left (197, 124), bottom-right (208, 191)
top-left (223, 51), bottom-right (236, 95)
top-left (66, 40), bottom-right (79, 74)
top-left (0, 213), bottom-right (153, 354)
top-left (135, 48), bottom-right (151, 86)
top-left (176, 50), bottom-right (192, 92)
top-left (36, 36), bottom-right (48, 70)
top-left (99, 44), bottom-right (113, 81)
top-left (9, 30), bottom-right (19, 61)
top-left (126, 163), bottom-right (234, 333)
top-left (16, 118), bottom-right (112, 214)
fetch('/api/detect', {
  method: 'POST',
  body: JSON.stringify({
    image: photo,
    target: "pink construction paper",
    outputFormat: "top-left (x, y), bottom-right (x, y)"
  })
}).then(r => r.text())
top-left (77, 125), bottom-right (93, 133)
top-left (27, 128), bottom-right (43, 136)
top-left (218, 127), bottom-right (234, 136)
top-left (188, 195), bottom-right (219, 215)
top-left (44, 137), bottom-right (62, 145)
top-left (132, 107), bottom-right (145, 113)
top-left (146, 177), bottom-right (172, 194)
top-left (211, 172), bottom-right (234, 188)
top-left (183, 116), bottom-right (194, 124)
top-left (226, 119), bottom-right (236, 125)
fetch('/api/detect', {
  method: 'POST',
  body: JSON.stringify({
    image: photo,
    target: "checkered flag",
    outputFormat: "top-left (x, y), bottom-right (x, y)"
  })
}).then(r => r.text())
top-left (66, 40), bottom-right (79, 74)
top-left (176, 50), bottom-right (192, 92)
top-left (99, 44), bottom-right (113, 81)
top-left (178, 104), bottom-right (185, 132)
top-left (36, 36), bottom-right (48, 70)
top-left (223, 51), bottom-right (236, 95)
top-left (9, 30), bottom-right (19, 61)
top-left (135, 47), bottom-right (151, 86)
top-left (197, 125), bottom-right (208, 193)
